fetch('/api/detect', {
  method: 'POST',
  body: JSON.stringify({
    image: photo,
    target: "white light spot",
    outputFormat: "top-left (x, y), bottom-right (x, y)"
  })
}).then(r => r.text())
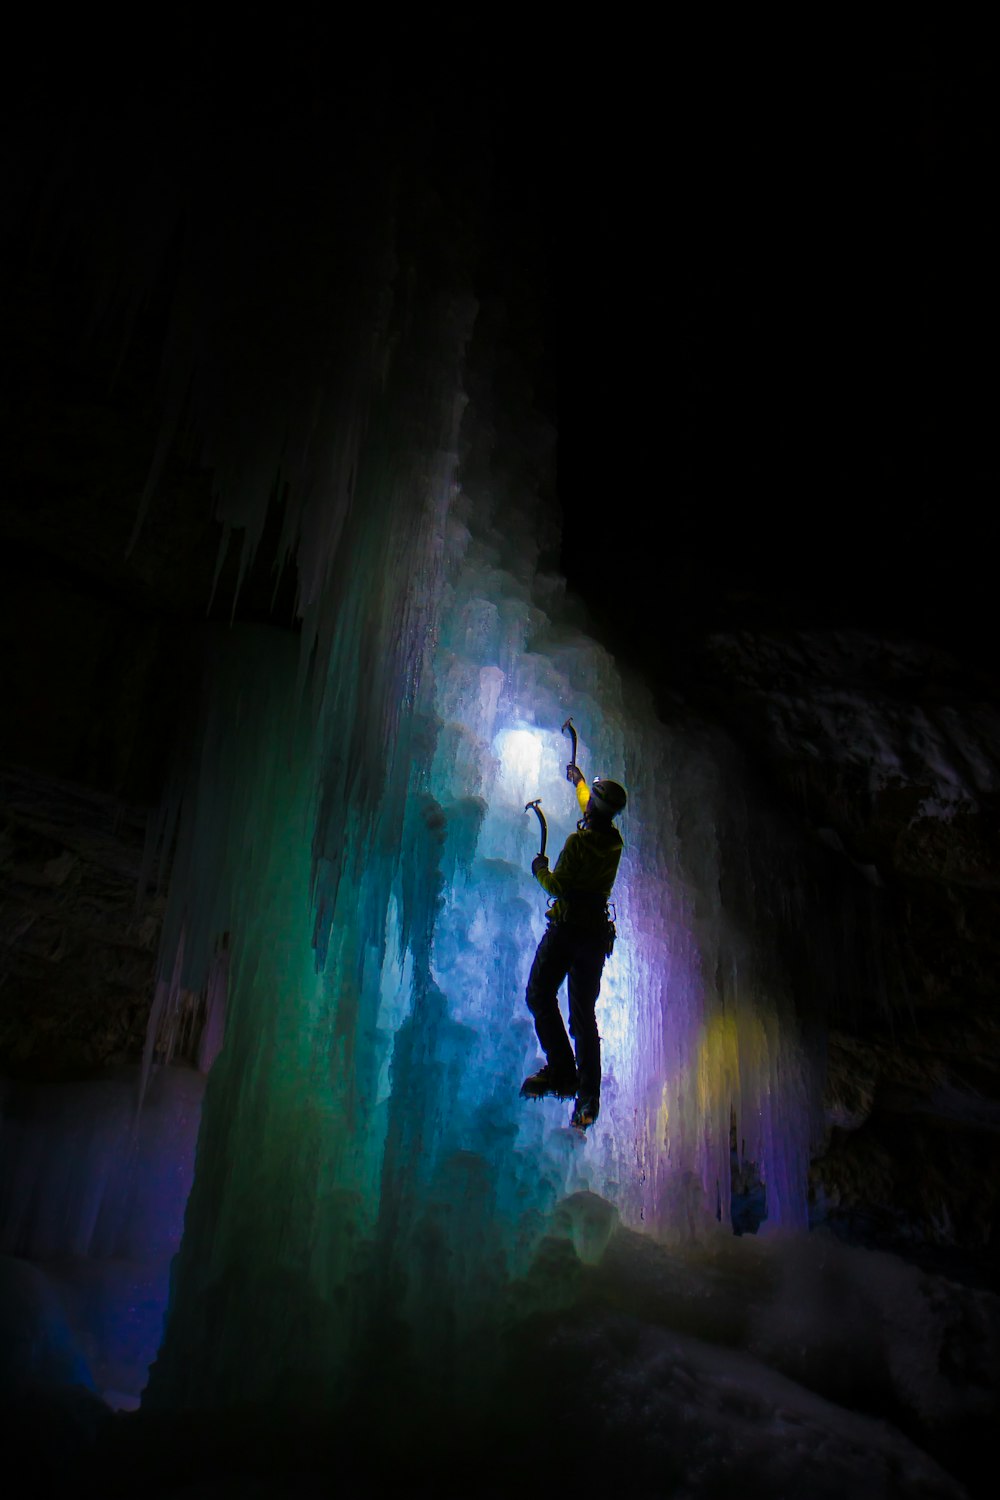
top-left (495, 728), bottom-right (544, 799)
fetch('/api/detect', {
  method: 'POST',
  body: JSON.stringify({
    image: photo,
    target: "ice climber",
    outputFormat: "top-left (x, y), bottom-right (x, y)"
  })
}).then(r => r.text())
top-left (520, 763), bottom-right (627, 1130)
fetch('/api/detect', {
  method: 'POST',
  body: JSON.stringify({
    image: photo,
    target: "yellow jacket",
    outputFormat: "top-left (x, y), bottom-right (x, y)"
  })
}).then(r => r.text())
top-left (534, 776), bottom-right (623, 925)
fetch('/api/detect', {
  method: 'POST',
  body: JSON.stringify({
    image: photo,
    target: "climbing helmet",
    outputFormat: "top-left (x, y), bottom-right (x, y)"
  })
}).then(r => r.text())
top-left (589, 778), bottom-right (628, 817)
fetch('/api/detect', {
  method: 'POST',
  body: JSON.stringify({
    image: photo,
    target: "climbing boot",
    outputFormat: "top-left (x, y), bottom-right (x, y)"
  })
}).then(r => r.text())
top-left (570, 1095), bottom-right (600, 1131)
top-left (520, 1064), bottom-right (579, 1100)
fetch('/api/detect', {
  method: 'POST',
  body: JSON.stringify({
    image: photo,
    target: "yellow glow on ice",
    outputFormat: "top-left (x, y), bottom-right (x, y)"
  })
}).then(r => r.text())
top-left (696, 1013), bottom-right (742, 1117)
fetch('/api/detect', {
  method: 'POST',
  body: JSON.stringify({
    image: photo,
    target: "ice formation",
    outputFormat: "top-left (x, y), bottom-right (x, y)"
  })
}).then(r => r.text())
top-left (0, 1065), bottom-right (203, 1405)
top-left (128, 197), bottom-right (835, 1417)
top-left (4, 109), bottom-right (994, 1500)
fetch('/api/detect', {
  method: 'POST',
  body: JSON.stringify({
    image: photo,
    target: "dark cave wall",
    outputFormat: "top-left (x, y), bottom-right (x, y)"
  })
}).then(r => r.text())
top-left (0, 767), bottom-right (162, 1080)
top-left (676, 626), bottom-right (1000, 1276)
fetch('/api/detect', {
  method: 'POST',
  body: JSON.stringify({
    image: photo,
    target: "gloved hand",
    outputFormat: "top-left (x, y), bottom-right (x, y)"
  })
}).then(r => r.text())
top-left (566, 764), bottom-right (584, 786)
top-left (531, 854), bottom-right (549, 876)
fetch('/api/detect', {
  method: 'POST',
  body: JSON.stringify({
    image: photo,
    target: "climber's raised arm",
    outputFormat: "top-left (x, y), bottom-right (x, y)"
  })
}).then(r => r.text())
top-left (566, 762), bottom-right (589, 816)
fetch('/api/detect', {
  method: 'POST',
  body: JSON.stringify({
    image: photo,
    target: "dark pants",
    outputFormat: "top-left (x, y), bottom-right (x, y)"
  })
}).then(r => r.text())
top-left (525, 922), bottom-right (608, 1102)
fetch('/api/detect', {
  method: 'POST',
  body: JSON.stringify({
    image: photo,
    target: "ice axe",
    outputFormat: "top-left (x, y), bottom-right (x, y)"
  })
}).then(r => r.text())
top-left (562, 716), bottom-right (578, 781)
top-left (524, 798), bottom-right (547, 858)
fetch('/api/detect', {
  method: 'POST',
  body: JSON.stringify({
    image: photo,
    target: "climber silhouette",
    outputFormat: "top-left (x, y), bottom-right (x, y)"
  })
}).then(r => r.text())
top-left (521, 762), bottom-right (626, 1129)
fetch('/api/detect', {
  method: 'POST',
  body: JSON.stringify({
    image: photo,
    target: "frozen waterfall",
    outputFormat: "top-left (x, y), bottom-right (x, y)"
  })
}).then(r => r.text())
top-left (137, 246), bottom-right (825, 1418)
top-left (4, 25), bottom-right (996, 1497)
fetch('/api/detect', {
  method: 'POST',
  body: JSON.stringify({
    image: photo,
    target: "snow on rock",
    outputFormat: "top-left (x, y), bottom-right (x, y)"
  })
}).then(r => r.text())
top-left (698, 627), bottom-right (1000, 820)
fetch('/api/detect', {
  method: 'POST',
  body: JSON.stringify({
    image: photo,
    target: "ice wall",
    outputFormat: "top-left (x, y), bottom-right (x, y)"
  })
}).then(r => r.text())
top-left (0, 1065), bottom-right (203, 1404)
top-left (138, 210), bottom-right (827, 1412)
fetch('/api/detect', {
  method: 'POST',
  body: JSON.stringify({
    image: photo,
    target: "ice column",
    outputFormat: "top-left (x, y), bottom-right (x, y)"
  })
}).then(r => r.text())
top-left (143, 249), bottom-right (819, 1417)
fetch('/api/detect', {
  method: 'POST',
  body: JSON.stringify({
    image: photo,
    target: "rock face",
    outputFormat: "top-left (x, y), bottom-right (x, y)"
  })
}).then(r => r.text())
top-left (680, 625), bottom-right (1000, 1283)
top-left (0, 766), bottom-right (165, 1080)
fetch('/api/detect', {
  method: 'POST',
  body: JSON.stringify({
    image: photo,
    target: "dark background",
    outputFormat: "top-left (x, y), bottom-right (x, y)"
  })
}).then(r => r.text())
top-left (554, 21), bottom-right (996, 681)
top-left (2, 14), bottom-right (997, 779)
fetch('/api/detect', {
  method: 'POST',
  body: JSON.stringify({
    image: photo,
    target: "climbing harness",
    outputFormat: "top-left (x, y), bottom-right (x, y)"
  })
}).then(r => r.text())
top-left (548, 890), bottom-right (618, 956)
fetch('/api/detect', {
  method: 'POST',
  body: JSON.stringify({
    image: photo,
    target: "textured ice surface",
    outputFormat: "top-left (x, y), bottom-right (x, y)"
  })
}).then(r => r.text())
top-left (0, 1066), bottom-right (203, 1404)
top-left (136, 266), bottom-right (837, 1415)
top-left (4, 175), bottom-right (988, 1500)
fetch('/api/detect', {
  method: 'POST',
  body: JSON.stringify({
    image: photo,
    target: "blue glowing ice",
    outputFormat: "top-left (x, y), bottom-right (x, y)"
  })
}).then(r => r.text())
top-left (134, 269), bottom-right (821, 1412)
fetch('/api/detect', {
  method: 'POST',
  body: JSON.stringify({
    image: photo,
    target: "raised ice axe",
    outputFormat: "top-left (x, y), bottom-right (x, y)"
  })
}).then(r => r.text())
top-left (562, 716), bottom-right (578, 782)
top-left (524, 798), bottom-right (548, 858)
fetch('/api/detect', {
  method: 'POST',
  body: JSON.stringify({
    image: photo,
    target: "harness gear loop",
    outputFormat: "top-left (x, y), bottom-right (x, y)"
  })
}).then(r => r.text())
top-left (548, 888), bottom-right (618, 956)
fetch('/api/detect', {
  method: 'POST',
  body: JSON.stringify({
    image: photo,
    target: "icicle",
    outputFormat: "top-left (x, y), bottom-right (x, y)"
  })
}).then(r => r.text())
top-left (138, 924), bottom-right (184, 1115)
top-left (137, 170), bottom-right (831, 1413)
top-left (196, 935), bottom-right (229, 1075)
